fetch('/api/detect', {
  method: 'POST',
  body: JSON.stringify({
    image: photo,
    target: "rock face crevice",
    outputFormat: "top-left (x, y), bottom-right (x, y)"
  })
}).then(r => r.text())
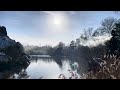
top-left (0, 26), bottom-right (30, 67)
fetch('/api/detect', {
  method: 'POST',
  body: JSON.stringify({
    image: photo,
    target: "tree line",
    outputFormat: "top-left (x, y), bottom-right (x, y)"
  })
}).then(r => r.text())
top-left (24, 17), bottom-right (119, 60)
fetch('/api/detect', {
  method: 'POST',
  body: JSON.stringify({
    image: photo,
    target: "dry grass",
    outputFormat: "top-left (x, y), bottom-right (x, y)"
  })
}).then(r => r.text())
top-left (58, 70), bottom-right (79, 79)
top-left (81, 55), bottom-right (120, 79)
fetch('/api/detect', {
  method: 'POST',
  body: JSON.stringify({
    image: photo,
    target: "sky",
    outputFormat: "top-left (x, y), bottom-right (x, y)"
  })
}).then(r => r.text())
top-left (0, 11), bottom-right (120, 46)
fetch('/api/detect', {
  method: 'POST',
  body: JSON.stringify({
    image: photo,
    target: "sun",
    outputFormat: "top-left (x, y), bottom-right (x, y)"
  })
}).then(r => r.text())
top-left (47, 13), bottom-right (68, 32)
top-left (52, 15), bottom-right (63, 29)
top-left (53, 16), bottom-right (62, 26)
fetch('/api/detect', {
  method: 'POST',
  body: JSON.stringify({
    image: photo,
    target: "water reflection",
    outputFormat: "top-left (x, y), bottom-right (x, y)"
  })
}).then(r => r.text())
top-left (26, 58), bottom-right (73, 79)
top-left (0, 55), bottom-right (88, 79)
top-left (25, 56), bottom-right (81, 79)
top-left (0, 62), bottom-right (30, 79)
top-left (52, 56), bottom-right (63, 68)
top-left (68, 57), bottom-right (89, 74)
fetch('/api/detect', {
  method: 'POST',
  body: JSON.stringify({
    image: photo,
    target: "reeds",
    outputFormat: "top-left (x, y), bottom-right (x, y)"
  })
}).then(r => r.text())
top-left (82, 55), bottom-right (120, 79)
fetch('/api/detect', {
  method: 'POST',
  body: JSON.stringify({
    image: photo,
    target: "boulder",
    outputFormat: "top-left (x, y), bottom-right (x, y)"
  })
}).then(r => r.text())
top-left (0, 26), bottom-right (7, 36)
top-left (0, 26), bottom-right (30, 65)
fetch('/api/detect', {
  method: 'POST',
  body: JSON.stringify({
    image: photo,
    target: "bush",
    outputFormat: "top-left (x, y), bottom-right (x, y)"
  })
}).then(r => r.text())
top-left (81, 56), bottom-right (120, 79)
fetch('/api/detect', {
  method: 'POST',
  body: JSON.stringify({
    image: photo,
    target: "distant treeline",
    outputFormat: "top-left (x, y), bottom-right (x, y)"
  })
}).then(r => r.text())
top-left (24, 17), bottom-right (118, 59)
top-left (24, 45), bottom-right (53, 55)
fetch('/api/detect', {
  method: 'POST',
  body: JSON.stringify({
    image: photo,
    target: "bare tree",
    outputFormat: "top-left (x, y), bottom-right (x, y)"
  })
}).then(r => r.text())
top-left (81, 28), bottom-right (94, 40)
top-left (87, 28), bottom-right (94, 38)
top-left (83, 29), bottom-right (88, 39)
top-left (99, 17), bottom-right (117, 34)
top-left (92, 29), bottom-right (101, 37)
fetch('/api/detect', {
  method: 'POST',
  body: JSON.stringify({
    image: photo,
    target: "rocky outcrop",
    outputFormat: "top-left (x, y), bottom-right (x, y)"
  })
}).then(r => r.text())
top-left (0, 26), bottom-right (30, 66)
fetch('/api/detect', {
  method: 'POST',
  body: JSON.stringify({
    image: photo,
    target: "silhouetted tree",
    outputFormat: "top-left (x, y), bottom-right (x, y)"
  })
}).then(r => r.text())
top-left (75, 38), bottom-right (80, 47)
top-left (70, 40), bottom-right (76, 49)
top-left (83, 29), bottom-right (89, 40)
top-left (99, 17), bottom-right (117, 34)
top-left (87, 28), bottom-right (94, 38)
top-left (114, 20), bottom-right (120, 35)
top-left (52, 42), bottom-right (65, 57)
top-left (92, 28), bottom-right (104, 36)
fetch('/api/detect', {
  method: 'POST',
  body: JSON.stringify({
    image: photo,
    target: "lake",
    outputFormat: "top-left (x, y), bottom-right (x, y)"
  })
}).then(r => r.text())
top-left (0, 55), bottom-right (89, 79)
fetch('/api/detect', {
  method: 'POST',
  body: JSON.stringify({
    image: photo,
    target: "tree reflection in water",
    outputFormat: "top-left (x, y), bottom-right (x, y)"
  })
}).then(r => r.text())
top-left (52, 56), bottom-right (63, 68)
top-left (0, 55), bottom-right (89, 79)
top-left (52, 56), bottom-right (88, 74)
top-left (0, 61), bottom-right (30, 79)
top-left (17, 69), bottom-right (30, 79)
top-left (31, 56), bottom-right (87, 76)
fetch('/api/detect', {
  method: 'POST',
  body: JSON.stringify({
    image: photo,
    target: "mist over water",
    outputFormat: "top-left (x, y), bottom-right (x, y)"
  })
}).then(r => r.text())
top-left (80, 34), bottom-right (111, 47)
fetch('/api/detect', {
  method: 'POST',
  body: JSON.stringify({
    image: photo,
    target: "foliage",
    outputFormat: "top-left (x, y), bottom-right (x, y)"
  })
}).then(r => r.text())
top-left (81, 56), bottom-right (120, 79)
top-left (96, 17), bottom-right (117, 35)
top-left (58, 70), bottom-right (79, 79)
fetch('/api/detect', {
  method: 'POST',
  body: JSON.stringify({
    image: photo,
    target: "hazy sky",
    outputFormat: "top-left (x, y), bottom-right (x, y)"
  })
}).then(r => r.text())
top-left (0, 11), bottom-right (120, 46)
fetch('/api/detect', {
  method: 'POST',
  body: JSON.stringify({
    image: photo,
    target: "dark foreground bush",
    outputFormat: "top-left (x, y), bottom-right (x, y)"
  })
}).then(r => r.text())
top-left (81, 56), bottom-right (120, 79)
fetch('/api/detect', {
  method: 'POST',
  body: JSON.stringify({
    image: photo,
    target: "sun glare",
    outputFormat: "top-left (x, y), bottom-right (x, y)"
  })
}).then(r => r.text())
top-left (47, 12), bottom-right (69, 33)
top-left (53, 16), bottom-right (62, 27)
